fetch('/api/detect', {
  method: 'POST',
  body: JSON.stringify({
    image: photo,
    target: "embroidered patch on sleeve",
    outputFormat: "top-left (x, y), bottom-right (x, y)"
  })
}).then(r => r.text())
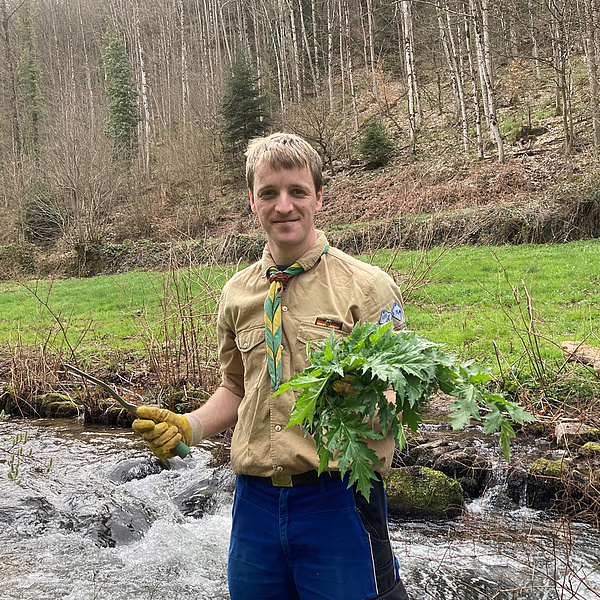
top-left (315, 317), bottom-right (344, 331)
top-left (379, 309), bottom-right (392, 325)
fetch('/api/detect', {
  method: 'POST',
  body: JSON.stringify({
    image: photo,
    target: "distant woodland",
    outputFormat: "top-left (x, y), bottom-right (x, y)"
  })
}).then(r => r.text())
top-left (1, 0), bottom-right (600, 253)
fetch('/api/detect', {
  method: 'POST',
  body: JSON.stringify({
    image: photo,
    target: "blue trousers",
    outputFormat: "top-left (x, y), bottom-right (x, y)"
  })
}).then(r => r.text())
top-left (227, 474), bottom-right (409, 600)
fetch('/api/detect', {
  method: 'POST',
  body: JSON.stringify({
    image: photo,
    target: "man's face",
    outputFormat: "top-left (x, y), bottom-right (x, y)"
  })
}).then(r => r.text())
top-left (250, 163), bottom-right (323, 264)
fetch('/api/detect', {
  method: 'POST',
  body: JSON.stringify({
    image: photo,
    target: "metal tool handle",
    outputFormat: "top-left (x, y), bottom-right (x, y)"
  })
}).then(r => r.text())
top-left (64, 363), bottom-right (190, 459)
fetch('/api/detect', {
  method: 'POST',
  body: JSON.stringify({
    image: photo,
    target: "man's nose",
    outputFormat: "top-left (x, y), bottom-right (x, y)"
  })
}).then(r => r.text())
top-left (274, 191), bottom-right (293, 212)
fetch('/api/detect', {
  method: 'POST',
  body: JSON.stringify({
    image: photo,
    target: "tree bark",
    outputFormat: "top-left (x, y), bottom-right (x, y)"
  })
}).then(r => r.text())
top-left (1, 0), bottom-right (22, 163)
top-left (583, 0), bottom-right (600, 147)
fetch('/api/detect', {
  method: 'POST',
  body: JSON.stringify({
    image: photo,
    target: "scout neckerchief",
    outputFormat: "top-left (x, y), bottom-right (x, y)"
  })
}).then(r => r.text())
top-left (264, 245), bottom-right (329, 389)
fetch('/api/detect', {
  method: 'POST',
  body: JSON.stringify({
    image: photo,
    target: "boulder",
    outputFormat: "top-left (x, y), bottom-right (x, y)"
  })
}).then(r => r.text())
top-left (384, 466), bottom-right (464, 518)
top-left (40, 393), bottom-right (81, 417)
top-left (561, 341), bottom-right (600, 375)
top-left (398, 438), bottom-right (461, 467)
top-left (555, 421), bottom-right (600, 447)
top-left (580, 442), bottom-right (600, 458)
top-left (527, 458), bottom-right (572, 510)
top-left (432, 448), bottom-right (491, 498)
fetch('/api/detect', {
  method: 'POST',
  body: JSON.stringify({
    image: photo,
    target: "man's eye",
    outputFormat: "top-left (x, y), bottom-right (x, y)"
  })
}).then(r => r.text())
top-left (291, 188), bottom-right (308, 195)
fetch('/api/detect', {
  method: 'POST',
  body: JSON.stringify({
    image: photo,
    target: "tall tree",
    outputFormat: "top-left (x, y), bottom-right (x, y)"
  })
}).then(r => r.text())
top-left (220, 53), bottom-right (271, 160)
top-left (103, 19), bottom-right (141, 164)
top-left (583, 0), bottom-right (600, 147)
top-left (17, 0), bottom-right (44, 157)
top-left (1, 0), bottom-right (22, 162)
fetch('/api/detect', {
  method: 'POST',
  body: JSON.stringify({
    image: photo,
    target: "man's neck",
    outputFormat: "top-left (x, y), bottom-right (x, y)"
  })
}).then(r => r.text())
top-left (267, 231), bottom-right (319, 266)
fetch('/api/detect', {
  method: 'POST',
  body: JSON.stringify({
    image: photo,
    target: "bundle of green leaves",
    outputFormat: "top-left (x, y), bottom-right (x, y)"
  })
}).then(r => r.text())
top-left (277, 321), bottom-right (535, 499)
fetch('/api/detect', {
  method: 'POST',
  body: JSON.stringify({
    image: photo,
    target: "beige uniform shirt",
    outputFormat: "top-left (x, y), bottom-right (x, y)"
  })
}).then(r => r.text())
top-left (217, 232), bottom-right (405, 477)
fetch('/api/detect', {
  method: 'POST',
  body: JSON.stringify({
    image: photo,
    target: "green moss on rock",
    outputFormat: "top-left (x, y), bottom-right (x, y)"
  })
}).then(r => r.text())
top-left (384, 466), bottom-right (464, 518)
top-left (39, 393), bottom-right (81, 417)
top-left (529, 458), bottom-right (567, 477)
top-left (580, 442), bottom-right (600, 457)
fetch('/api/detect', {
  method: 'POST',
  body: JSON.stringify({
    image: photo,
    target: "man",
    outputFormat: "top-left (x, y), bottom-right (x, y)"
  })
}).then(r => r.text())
top-left (133, 132), bottom-right (410, 600)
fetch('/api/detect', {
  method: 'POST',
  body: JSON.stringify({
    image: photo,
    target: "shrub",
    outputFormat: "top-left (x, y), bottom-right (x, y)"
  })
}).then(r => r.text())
top-left (359, 121), bottom-right (395, 168)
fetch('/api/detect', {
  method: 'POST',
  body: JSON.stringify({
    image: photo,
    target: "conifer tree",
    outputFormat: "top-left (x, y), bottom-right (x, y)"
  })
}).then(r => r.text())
top-left (359, 121), bottom-right (395, 168)
top-left (17, 0), bottom-right (44, 157)
top-left (103, 21), bottom-right (140, 164)
top-left (220, 54), bottom-right (270, 159)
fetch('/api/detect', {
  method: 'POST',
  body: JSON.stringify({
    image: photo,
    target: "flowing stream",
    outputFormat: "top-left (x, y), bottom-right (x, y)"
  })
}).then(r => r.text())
top-left (1, 418), bottom-right (599, 600)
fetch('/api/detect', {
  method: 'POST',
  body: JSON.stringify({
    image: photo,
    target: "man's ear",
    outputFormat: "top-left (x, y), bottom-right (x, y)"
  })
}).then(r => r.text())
top-left (249, 189), bottom-right (257, 214)
top-left (315, 187), bottom-right (323, 212)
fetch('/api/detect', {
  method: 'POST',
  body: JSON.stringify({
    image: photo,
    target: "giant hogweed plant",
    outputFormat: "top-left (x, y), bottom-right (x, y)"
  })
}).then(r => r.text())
top-left (277, 322), bottom-right (535, 500)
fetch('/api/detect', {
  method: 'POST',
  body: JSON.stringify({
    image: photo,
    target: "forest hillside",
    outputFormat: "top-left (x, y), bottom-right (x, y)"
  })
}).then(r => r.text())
top-left (1, 0), bottom-right (600, 278)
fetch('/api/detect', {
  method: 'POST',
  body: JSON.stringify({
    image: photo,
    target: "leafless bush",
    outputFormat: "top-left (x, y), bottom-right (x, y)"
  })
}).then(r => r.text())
top-left (41, 110), bottom-right (125, 247)
top-left (128, 250), bottom-right (225, 410)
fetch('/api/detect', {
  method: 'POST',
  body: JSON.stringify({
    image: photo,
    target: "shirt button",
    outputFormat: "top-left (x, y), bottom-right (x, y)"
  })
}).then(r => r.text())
top-left (243, 342), bottom-right (248, 348)
top-left (282, 306), bottom-right (288, 312)
top-left (275, 424), bottom-right (282, 432)
top-left (280, 344), bottom-right (285, 350)
top-left (276, 465), bottom-right (284, 472)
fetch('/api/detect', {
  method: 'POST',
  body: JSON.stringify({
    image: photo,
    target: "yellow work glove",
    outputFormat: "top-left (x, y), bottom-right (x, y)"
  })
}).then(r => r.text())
top-left (132, 406), bottom-right (201, 461)
top-left (332, 374), bottom-right (358, 397)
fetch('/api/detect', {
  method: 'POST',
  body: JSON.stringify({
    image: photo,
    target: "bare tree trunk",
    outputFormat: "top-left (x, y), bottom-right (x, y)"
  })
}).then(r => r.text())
top-left (77, 0), bottom-right (95, 130)
top-left (311, 0), bottom-right (320, 80)
top-left (288, 0), bottom-right (302, 101)
top-left (338, 0), bottom-right (349, 157)
top-left (480, 0), bottom-right (493, 86)
top-left (342, 0), bottom-right (359, 133)
top-left (136, 0), bottom-right (151, 176)
top-left (583, 0), bottom-right (600, 147)
top-left (463, 0), bottom-right (484, 157)
top-left (528, 0), bottom-right (542, 78)
top-left (327, 0), bottom-right (334, 111)
top-left (1, 0), bottom-right (22, 163)
top-left (264, 3), bottom-right (286, 112)
top-left (471, 0), bottom-right (504, 161)
top-left (365, 0), bottom-right (378, 102)
top-left (401, 0), bottom-right (420, 152)
top-left (298, 0), bottom-right (318, 95)
top-left (549, 0), bottom-right (574, 152)
top-left (179, 0), bottom-right (189, 130)
top-left (437, 0), bottom-right (469, 151)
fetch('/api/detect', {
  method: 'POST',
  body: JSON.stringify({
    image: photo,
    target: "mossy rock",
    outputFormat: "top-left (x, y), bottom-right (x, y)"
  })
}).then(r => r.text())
top-left (432, 448), bottom-right (491, 498)
top-left (529, 458), bottom-right (568, 477)
top-left (384, 466), bottom-right (464, 518)
top-left (527, 458), bottom-right (575, 511)
top-left (84, 399), bottom-right (135, 427)
top-left (580, 442), bottom-right (600, 457)
top-left (39, 393), bottom-right (81, 417)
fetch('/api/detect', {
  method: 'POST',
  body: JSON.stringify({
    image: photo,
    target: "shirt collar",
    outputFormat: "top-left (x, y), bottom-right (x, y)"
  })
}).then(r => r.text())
top-left (261, 231), bottom-right (329, 277)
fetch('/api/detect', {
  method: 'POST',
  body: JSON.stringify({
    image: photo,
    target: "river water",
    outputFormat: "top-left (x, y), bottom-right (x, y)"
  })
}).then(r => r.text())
top-left (1, 418), bottom-right (599, 600)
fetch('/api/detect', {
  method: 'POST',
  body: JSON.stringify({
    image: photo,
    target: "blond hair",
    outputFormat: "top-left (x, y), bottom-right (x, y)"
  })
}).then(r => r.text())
top-left (245, 132), bottom-right (323, 193)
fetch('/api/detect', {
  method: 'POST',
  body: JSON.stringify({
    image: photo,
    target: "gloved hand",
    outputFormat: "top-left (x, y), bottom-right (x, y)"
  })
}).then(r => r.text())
top-left (332, 374), bottom-right (358, 397)
top-left (132, 406), bottom-right (193, 461)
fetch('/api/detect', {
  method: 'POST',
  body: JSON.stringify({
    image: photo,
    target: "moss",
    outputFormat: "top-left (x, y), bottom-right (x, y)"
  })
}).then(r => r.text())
top-left (529, 458), bottom-right (567, 477)
top-left (581, 442), bottom-right (600, 457)
top-left (40, 392), bottom-right (73, 405)
top-left (581, 428), bottom-right (600, 443)
top-left (39, 393), bottom-right (81, 417)
top-left (384, 466), bottom-right (464, 517)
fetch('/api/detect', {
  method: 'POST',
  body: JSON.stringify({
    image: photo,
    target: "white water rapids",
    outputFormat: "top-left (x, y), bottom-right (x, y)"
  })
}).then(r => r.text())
top-left (1, 418), bottom-right (599, 600)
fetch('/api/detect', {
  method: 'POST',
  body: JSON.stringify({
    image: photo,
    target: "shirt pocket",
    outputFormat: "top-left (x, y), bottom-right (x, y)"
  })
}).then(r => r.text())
top-left (235, 326), bottom-right (266, 385)
top-left (295, 322), bottom-right (347, 370)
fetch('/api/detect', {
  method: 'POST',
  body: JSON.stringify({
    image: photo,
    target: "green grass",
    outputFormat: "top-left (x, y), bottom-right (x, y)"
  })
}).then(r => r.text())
top-left (1, 240), bottom-right (598, 378)
top-left (371, 240), bottom-right (600, 372)
top-left (0, 266), bottom-right (232, 357)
